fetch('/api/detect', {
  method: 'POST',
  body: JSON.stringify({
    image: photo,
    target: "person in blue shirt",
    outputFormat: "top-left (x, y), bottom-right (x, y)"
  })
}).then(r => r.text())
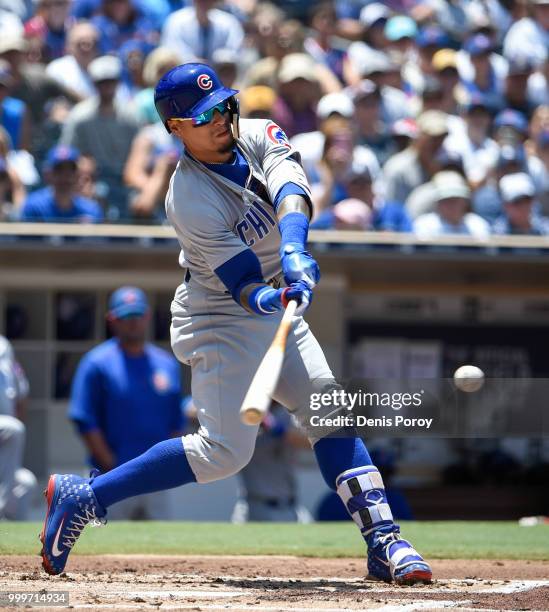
top-left (91, 0), bottom-right (159, 55)
top-left (20, 145), bottom-right (103, 223)
top-left (68, 286), bottom-right (184, 519)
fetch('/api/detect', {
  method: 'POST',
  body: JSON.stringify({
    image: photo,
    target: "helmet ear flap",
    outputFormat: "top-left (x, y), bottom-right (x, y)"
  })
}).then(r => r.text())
top-left (228, 95), bottom-right (240, 139)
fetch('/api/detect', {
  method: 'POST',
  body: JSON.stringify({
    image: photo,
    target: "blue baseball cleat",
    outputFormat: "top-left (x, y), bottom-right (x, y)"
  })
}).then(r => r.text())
top-left (367, 527), bottom-right (432, 585)
top-left (40, 474), bottom-right (106, 575)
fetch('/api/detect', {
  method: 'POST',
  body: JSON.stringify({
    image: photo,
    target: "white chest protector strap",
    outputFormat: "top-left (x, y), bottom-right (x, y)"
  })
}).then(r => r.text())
top-left (336, 465), bottom-right (394, 536)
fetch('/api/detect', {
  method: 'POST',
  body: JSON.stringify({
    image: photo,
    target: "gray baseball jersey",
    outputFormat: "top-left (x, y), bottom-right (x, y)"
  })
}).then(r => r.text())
top-left (167, 119), bottom-right (336, 484)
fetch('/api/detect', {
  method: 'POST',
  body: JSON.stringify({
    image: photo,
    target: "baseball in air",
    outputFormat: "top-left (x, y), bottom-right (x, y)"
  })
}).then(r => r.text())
top-left (453, 365), bottom-right (485, 393)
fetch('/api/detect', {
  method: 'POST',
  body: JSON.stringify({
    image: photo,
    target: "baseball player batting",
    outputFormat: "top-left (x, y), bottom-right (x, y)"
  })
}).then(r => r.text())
top-left (40, 63), bottom-right (432, 585)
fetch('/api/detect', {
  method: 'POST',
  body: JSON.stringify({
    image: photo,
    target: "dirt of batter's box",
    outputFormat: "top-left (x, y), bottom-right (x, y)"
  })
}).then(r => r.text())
top-left (1, 556), bottom-right (548, 611)
top-left (3, 554), bottom-right (548, 580)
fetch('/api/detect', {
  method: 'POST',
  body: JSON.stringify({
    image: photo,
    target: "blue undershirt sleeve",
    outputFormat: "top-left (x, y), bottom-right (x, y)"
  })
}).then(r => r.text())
top-left (214, 248), bottom-right (265, 305)
top-left (273, 182), bottom-right (310, 213)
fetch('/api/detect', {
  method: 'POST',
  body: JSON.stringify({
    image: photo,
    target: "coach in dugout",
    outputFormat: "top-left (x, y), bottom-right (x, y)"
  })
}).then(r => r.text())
top-left (68, 286), bottom-right (184, 520)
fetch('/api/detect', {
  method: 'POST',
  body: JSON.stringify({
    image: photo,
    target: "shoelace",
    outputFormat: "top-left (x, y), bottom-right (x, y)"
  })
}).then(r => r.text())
top-left (63, 507), bottom-right (105, 549)
top-left (378, 530), bottom-right (402, 547)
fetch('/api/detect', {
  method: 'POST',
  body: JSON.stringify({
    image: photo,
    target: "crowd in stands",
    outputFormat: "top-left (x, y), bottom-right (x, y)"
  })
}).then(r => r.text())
top-left (0, 0), bottom-right (548, 237)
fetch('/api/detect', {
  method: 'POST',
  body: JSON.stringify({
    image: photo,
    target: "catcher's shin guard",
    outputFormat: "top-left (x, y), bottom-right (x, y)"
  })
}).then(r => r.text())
top-left (336, 465), bottom-right (432, 585)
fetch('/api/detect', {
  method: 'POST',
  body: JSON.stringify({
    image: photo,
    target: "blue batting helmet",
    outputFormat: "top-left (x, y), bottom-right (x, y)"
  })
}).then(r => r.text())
top-left (154, 62), bottom-right (239, 132)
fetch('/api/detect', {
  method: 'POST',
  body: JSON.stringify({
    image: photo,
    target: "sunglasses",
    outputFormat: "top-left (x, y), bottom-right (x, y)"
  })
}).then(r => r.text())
top-left (172, 100), bottom-right (230, 127)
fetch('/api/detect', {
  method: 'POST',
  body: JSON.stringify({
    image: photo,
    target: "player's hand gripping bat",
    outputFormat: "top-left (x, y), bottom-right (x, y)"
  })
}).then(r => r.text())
top-left (239, 300), bottom-right (297, 425)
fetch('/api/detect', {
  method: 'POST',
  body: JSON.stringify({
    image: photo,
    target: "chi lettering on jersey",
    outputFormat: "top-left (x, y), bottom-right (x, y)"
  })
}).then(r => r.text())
top-left (236, 201), bottom-right (276, 247)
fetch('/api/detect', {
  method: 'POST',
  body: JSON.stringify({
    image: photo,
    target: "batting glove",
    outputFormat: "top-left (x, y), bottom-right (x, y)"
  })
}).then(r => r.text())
top-left (251, 281), bottom-right (312, 316)
top-left (280, 242), bottom-right (320, 289)
top-left (282, 280), bottom-right (313, 316)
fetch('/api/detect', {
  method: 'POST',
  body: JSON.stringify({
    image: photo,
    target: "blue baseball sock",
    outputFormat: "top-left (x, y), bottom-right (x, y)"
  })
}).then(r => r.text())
top-left (313, 436), bottom-right (372, 490)
top-left (91, 437), bottom-right (196, 509)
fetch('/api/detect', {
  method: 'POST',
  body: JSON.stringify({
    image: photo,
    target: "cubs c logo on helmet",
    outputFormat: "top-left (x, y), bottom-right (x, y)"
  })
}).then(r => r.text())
top-left (197, 74), bottom-right (213, 90)
top-left (266, 122), bottom-right (291, 149)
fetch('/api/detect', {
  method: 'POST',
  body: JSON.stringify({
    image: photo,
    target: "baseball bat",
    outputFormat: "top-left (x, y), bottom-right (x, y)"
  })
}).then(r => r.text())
top-left (240, 299), bottom-right (298, 426)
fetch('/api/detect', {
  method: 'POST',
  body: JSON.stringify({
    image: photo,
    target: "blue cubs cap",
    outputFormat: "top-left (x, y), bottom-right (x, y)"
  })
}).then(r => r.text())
top-left (494, 109), bottom-right (528, 135)
top-left (384, 15), bottom-right (418, 41)
top-left (463, 91), bottom-right (497, 114)
top-left (464, 33), bottom-right (493, 56)
top-left (108, 286), bottom-right (148, 319)
top-left (416, 26), bottom-right (449, 49)
top-left (44, 145), bottom-right (79, 170)
top-left (154, 62), bottom-right (238, 130)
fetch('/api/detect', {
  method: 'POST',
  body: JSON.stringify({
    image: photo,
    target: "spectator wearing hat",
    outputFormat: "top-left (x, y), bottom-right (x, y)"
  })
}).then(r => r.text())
top-left (359, 55), bottom-right (413, 127)
top-left (305, 2), bottom-right (360, 87)
top-left (68, 286), bottom-right (184, 520)
top-left (431, 49), bottom-right (459, 114)
top-left (352, 79), bottom-right (394, 165)
top-left (91, 0), bottom-right (159, 55)
top-left (118, 40), bottom-right (153, 103)
top-left (384, 109), bottom-right (449, 205)
top-left (45, 22), bottom-right (100, 102)
top-left (503, 0), bottom-right (549, 70)
top-left (133, 46), bottom-right (182, 125)
top-left (444, 92), bottom-right (499, 187)
top-left (493, 172), bottom-right (549, 235)
top-left (291, 93), bottom-right (355, 181)
top-left (347, 3), bottom-right (390, 77)
top-left (406, 147), bottom-right (466, 219)
top-left (457, 33), bottom-right (507, 113)
top-left (414, 170), bottom-right (490, 239)
top-left (60, 55), bottom-right (138, 219)
top-left (390, 117), bottom-right (418, 154)
top-left (384, 15), bottom-right (418, 63)
top-left (20, 145), bottom-right (103, 222)
top-left (503, 56), bottom-right (539, 118)
top-left (0, 34), bottom-right (78, 152)
top-left (493, 108), bottom-right (529, 146)
top-left (0, 59), bottom-right (31, 152)
top-left (161, 0), bottom-right (244, 64)
top-left (418, 75), bottom-right (446, 114)
top-left (239, 86), bottom-right (277, 120)
top-left (472, 144), bottom-right (530, 223)
top-left (272, 53), bottom-right (323, 138)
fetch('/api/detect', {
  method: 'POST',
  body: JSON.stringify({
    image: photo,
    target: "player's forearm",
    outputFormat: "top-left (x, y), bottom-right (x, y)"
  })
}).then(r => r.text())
top-left (82, 430), bottom-right (116, 472)
top-left (276, 194), bottom-right (311, 222)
